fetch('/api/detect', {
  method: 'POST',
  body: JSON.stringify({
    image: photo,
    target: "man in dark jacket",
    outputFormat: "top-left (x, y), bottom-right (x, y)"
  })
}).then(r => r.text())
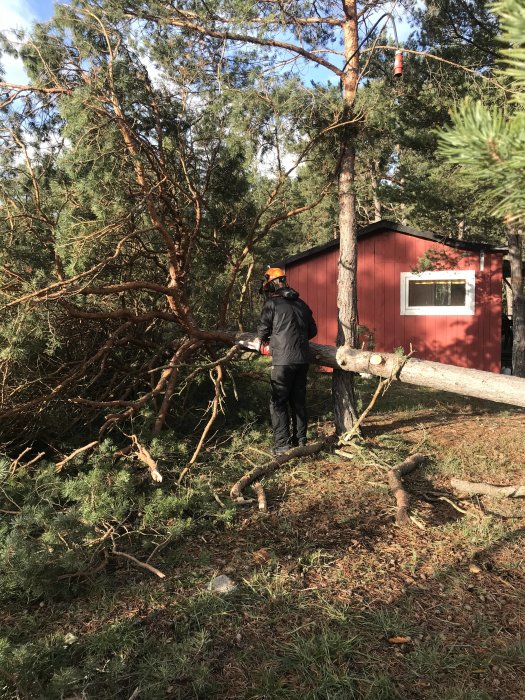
top-left (257, 267), bottom-right (317, 455)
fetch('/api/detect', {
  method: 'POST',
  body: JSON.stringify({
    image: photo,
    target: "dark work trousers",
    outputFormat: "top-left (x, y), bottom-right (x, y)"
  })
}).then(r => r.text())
top-left (270, 363), bottom-right (309, 449)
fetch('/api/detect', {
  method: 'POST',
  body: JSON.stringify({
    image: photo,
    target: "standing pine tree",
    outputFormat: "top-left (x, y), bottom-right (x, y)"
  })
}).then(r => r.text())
top-left (439, 0), bottom-right (525, 376)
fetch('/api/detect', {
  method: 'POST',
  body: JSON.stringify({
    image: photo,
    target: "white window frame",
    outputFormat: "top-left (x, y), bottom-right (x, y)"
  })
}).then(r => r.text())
top-left (400, 270), bottom-right (476, 316)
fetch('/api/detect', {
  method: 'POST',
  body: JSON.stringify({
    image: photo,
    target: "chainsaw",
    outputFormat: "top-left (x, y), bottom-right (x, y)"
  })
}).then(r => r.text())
top-left (236, 338), bottom-right (270, 355)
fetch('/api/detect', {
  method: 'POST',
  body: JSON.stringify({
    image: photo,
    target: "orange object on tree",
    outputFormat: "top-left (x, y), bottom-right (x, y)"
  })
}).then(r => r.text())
top-left (394, 50), bottom-right (403, 77)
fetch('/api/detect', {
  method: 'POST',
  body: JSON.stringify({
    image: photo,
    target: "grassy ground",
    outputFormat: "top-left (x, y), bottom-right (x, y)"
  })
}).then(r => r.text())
top-left (1, 375), bottom-right (524, 699)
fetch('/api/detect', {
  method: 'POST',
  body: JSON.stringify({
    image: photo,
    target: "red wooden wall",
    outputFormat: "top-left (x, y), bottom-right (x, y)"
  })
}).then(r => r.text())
top-left (286, 229), bottom-right (503, 373)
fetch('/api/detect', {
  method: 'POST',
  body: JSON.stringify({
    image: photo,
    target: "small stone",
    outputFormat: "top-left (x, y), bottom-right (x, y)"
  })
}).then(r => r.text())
top-left (469, 564), bottom-right (482, 574)
top-left (208, 574), bottom-right (237, 594)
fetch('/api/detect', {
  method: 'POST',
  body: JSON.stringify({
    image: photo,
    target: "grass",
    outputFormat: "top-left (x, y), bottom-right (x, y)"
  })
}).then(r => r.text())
top-left (1, 373), bottom-right (524, 698)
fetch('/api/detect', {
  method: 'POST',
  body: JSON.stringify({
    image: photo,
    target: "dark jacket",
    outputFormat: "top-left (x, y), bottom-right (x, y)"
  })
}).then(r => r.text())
top-left (257, 288), bottom-right (317, 365)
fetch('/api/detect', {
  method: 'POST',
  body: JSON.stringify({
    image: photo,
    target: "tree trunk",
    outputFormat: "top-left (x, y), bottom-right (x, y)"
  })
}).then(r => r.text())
top-left (322, 343), bottom-right (525, 408)
top-left (333, 0), bottom-right (360, 434)
top-left (233, 333), bottom-right (525, 409)
top-left (370, 160), bottom-right (382, 222)
top-left (507, 229), bottom-right (525, 377)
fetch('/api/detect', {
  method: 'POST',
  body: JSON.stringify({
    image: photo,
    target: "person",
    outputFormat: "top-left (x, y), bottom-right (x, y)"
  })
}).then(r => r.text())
top-left (257, 266), bottom-right (317, 455)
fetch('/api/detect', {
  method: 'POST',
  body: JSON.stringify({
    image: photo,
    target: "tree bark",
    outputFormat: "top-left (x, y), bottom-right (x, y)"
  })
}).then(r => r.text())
top-left (333, 0), bottom-right (360, 434)
top-left (370, 160), bottom-right (382, 222)
top-left (507, 229), bottom-right (525, 377)
top-left (451, 478), bottom-right (525, 498)
top-left (230, 437), bottom-right (334, 502)
top-left (328, 344), bottom-right (525, 408)
top-left (387, 454), bottom-right (426, 526)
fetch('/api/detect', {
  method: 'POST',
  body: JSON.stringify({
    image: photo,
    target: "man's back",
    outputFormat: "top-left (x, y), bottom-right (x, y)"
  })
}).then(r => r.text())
top-left (258, 288), bottom-right (317, 365)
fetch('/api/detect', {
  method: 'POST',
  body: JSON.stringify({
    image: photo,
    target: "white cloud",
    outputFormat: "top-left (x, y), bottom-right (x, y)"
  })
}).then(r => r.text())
top-left (0, 0), bottom-right (37, 84)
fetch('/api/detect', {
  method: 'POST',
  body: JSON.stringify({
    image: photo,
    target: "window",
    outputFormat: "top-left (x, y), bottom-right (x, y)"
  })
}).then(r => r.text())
top-left (400, 270), bottom-right (475, 316)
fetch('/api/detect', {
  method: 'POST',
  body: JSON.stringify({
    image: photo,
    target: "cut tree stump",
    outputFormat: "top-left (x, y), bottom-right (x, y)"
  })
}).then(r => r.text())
top-left (451, 478), bottom-right (525, 498)
top-left (387, 453), bottom-right (426, 527)
top-left (231, 332), bottom-right (525, 409)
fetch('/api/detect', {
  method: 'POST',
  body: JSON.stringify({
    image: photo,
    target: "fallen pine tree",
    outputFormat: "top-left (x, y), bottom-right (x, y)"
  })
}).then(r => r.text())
top-left (232, 332), bottom-right (525, 410)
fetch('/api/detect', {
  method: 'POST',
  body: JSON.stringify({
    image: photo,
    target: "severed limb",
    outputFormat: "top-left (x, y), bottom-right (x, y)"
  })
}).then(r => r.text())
top-left (387, 453), bottom-right (426, 527)
top-left (10, 450), bottom-right (46, 474)
top-left (230, 436), bottom-right (335, 503)
top-left (111, 544), bottom-right (166, 579)
top-left (178, 362), bottom-right (225, 483)
top-left (451, 478), bottom-right (525, 499)
top-left (129, 434), bottom-right (162, 482)
top-left (9, 447), bottom-right (31, 473)
top-left (252, 482), bottom-right (267, 512)
top-left (55, 440), bottom-right (99, 472)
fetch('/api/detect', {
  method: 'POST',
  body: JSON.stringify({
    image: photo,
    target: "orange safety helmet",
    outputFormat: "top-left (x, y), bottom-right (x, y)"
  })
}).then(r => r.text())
top-left (262, 266), bottom-right (286, 292)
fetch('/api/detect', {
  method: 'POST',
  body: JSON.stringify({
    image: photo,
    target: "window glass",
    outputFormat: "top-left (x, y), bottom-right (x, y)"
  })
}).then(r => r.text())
top-left (408, 280), bottom-right (466, 307)
top-left (400, 269), bottom-right (475, 316)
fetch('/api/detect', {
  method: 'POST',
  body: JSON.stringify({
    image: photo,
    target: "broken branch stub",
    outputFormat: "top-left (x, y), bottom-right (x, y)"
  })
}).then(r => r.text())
top-left (451, 478), bottom-right (525, 498)
top-left (387, 453), bottom-right (426, 527)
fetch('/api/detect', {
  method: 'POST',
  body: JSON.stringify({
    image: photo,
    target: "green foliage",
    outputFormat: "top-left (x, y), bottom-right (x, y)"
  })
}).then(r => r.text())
top-left (439, 101), bottom-right (525, 222)
top-left (494, 0), bottom-right (525, 94)
top-left (412, 248), bottom-right (470, 272)
top-left (0, 442), bottom-right (220, 603)
top-left (438, 0), bottom-right (525, 223)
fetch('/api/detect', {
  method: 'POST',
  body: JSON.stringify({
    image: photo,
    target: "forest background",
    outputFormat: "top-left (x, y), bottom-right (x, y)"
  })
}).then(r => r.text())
top-left (0, 0), bottom-right (524, 698)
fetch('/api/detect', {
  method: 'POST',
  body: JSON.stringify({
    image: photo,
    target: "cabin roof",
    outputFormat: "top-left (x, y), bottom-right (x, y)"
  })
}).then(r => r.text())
top-left (277, 220), bottom-right (506, 268)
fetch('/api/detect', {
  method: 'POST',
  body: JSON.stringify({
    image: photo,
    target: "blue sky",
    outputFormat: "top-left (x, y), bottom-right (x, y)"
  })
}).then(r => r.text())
top-left (2, 1), bottom-right (414, 85)
top-left (28, 0), bottom-right (56, 20)
top-left (1, 0), bottom-right (56, 82)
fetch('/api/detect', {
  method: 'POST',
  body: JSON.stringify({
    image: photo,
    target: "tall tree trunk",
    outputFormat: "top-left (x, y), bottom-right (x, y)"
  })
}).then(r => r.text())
top-left (332, 0), bottom-right (359, 433)
top-left (370, 160), bottom-right (382, 222)
top-left (507, 228), bottom-right (525, 377)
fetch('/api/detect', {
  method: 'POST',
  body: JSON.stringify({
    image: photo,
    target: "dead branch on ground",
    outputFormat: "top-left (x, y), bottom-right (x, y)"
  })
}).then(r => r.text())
top-left (230, 436), bottom-right (336, 504)
top-left (9, 447), bottom-right (31, 473)
top-left (10, 450), bottom-right (46, 473)
top-left (111, 539), bottom-right (166, 579)
top-left (387, 453), bottom-right (426, 527)
top-left (451, 478), bottom-right (525, 499)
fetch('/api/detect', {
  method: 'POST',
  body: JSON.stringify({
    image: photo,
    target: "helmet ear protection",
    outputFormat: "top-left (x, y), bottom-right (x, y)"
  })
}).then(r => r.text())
top-left (261, 266), bottom-right (286, 294)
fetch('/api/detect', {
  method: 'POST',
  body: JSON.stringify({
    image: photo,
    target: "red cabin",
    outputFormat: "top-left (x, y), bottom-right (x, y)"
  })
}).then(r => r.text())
top-left (281, 221), bottom-right (506, 373)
